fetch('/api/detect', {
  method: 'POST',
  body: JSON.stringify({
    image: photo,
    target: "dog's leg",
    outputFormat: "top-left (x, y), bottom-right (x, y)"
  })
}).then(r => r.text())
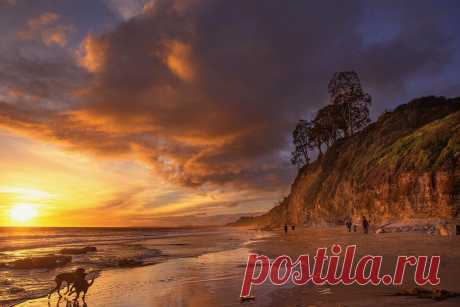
top-left (48, 280), bottom-right (62, 299)
top-left (57, 280), bottom-right (63, 297)
top-left (63, 282), bottom-right (71, 294)
top-left (56, 296), bottom-right (63, 307)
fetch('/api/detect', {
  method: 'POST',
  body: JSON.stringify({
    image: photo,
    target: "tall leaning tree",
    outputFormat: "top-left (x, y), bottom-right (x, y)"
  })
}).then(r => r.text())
top-left (290, 120), bottom-right (311, 168)
top-left (327, 71), bottom-right (372, 137)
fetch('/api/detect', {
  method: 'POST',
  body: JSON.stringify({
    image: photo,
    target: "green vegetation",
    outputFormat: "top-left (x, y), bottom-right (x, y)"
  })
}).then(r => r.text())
top-left (342, 97), bottom-right (460, 183)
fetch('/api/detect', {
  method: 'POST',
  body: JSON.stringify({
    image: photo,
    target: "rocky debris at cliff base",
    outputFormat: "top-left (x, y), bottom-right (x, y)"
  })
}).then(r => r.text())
top-left (59, 246), bottom-right (97, 254)
top-left (1, 255), bottom-right (72, 269)
top-left (394, 287), bottom-right (459, 301)
top-left (374, 219), bottom-right (456, 236)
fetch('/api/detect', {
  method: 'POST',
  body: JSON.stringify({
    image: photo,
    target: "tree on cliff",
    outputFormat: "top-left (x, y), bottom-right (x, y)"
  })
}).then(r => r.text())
top-left (291, 71), bottom-right (372, 168)
top-left (291, 117), bottom-right (328, 168)
top-left (291, 120), bottom-right (311, 167)
top-left (307, 119), bottom-right (325, 155)
top-left (327, 71), bottom-right (372, 136)
top-left (313, 104), bottom-right (343, 147)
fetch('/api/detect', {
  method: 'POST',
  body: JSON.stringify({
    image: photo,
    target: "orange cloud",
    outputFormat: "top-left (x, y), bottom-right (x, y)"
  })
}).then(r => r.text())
top-left (28, 11), bottom-right (60, 28)
top-left (77, 35), bottom-right (108, 73)
top-left (163, 40), bottom-right (194, 81)
top-left (6, 88), bottom-right (26, 98)
top-left (11, 0), bottom-right (442, 194)
top-left (16, 12), bottom-right (73, 47)
top-left (17, 12), bottom-right (60, 40)
top-left (41, 25), bottom-right (74, 47)
top-left (2, 1), bottom-right (295, 192)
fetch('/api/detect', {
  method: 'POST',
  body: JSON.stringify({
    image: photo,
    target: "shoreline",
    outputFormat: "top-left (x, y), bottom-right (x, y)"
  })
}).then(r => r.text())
top-left (14, 227), bottom-right (460, 306)
top-left (11, 227), bottom-right (271, 307)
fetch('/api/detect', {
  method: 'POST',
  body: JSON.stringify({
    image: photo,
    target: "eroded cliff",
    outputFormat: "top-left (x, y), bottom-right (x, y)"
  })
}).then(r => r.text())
top-left (233, 96), bottom-right (460, 228)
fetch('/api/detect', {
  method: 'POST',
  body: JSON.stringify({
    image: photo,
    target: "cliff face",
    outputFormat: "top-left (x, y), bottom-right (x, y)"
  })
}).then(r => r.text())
top-left (235, 96), bottom-right (460, 227)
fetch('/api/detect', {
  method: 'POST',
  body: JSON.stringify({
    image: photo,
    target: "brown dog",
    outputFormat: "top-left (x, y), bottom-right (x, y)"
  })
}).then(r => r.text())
top-left (48, 268), bottom-right (86, 298)
top-left (68, 275), bottom-right (95, 300)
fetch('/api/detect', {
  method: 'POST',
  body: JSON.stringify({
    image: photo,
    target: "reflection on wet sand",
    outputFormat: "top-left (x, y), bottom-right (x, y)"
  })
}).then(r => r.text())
top-left (24, 230), bottom-right (272, 307)
top-left (20, 228), bottom-right (460, 306)
top-left (49, 296), bottom-right (88, 307)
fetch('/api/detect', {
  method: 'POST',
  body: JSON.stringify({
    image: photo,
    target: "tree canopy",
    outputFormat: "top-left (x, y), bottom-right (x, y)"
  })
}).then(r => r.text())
top-left (291, 71), bottom-right (372, 168)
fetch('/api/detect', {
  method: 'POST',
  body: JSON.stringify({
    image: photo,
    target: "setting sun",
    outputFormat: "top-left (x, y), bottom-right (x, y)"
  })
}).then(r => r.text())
top-left (9, 204), bottom-right (38, 223)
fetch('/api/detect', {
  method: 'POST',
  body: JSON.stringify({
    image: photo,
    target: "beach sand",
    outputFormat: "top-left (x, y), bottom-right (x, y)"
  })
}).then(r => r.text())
top-left (254, 227), bottom-right (460, 307)
top-left (18, 227), bottom-right (460, 307)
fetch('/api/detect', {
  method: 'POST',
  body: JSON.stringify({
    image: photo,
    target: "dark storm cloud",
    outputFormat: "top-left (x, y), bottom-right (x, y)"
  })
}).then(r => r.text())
top-left (73, 0), bottom-right (364, 189)
top-left (0, 0), bottom-right (459, 192)
top-left (0, 48), bottom-right (85, 108)
top-left (354, 1), bottom-right (460, 114)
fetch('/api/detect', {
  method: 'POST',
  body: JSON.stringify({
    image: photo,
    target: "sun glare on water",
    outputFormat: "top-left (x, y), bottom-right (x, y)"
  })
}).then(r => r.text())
top-left (9, 204), bottom-right (38, 223)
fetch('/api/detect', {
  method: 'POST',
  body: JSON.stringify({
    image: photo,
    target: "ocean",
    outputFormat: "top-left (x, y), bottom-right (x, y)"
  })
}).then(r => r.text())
top-left (0, 227), bottom-right (250, 306)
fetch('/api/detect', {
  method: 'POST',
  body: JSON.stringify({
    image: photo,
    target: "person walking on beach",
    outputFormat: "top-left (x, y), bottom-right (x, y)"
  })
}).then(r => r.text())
top-left (284, 224), bottom-right (288, 235)
top-left (346, 220), bottom-right (352, 232)
top-left (362, 216), bottom-right (369, 234)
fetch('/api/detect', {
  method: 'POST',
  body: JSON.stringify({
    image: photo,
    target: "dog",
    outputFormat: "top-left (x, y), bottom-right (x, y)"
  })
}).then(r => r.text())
top-left (68, 275), bottom-right (95, 300)
top-left (48, 268), bottom-right (86, 298)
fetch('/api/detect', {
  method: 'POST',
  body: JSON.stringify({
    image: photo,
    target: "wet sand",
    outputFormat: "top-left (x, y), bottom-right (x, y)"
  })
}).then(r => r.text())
top-left (255, 227), bottom-right (460, 307)
top-left (17, 230), bottom-right (274, 307)
top-left (17, 227), bottom-right (460, 307)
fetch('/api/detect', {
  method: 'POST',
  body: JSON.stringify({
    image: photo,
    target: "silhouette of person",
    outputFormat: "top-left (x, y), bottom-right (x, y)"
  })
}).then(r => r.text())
top-left (284, 224), bottom-right (288, 234)
top-left (346, 220), bottom-right (352, 232)
top-left (362, 216), bottom-right (369, 234)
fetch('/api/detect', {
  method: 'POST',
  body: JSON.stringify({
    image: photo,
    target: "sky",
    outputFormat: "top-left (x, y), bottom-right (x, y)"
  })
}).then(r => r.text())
top-left (0, 0), bottom-right (459, 227)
